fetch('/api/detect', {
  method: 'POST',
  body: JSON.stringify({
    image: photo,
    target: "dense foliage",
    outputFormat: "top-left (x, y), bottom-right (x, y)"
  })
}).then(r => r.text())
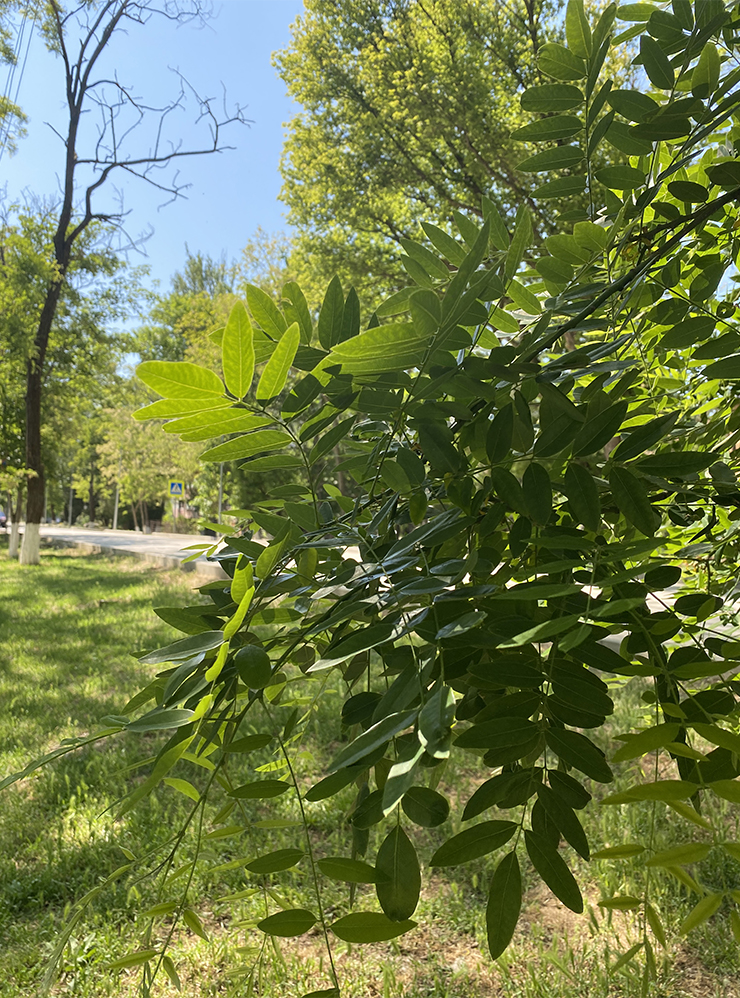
top-left (7, 0), bottom-right (740, 994)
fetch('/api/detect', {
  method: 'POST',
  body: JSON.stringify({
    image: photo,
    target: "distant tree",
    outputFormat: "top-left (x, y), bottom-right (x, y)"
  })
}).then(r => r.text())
top-left (15, 0), bottom-right (246, 564)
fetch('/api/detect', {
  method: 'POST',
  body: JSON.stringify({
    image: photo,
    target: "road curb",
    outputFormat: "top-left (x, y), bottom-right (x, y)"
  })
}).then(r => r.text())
top-left (41, 535), bottom-right (228, 581)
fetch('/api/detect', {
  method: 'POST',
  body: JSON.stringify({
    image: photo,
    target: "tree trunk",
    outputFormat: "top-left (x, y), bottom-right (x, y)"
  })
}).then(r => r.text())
top-left (131, 499), bottom-right (138, 532)
top-left (21, 282), bottom-right (63, 565)
top-left (88, 462), bottom-right (96, 523)
top-left (8, 484), bottom-right (22, 558)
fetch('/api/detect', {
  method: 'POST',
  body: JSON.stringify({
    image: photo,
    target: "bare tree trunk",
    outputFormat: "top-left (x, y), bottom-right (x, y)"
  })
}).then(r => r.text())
top-left (131, 500), bottom-right (138, 532)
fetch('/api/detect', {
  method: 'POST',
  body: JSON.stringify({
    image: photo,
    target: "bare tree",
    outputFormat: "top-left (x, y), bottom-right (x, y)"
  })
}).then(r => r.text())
top-left (19, 0), bottom-right (248, 564)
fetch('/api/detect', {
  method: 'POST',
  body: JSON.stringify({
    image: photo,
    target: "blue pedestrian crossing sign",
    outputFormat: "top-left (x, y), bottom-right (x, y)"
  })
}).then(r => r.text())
top-left (168, 480), bottom-right (184, 497)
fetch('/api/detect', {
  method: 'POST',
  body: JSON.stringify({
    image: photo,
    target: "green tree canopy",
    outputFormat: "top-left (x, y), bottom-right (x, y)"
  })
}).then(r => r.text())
top-left (276, 0), bottom-right (566, 301)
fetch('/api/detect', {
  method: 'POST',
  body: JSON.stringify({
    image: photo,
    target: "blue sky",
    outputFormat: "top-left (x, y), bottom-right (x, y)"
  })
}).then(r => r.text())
top-left (1, 0), bottom-right (304, 292)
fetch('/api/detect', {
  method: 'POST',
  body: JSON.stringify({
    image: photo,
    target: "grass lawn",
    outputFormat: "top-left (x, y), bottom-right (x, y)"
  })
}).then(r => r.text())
top-left (1, 540), bottom-right (739, 997)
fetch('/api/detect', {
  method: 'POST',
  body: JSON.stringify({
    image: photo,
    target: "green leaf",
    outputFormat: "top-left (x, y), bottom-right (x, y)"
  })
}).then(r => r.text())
top-left (564, 463), bottom-right (601, 531)
top-left (595, 166), bottom-right (646, 191)
top-left (247, 849), bottom-right (304, 874)
top-left (163, 778), bottom-right (200, 802)
top-left (376, 826), bottom-right (420, 921)
top-left (709, 780), bottom-right (740, 804)
top-left (511, 115), bottom-right (583, 142)
top-left (490, 467), bottom-right (528, 515)
top-left (635, 451), bottom-right (716, 478)
top-left (668, 181), bottom-right (708, 203)
top-left (430, 820), bottom-right (517, 867)
top-left (692, 42), bottom-right (721, 98)
top-left (402, 787), bottom-right (450, 828)
top-left (127, 708), bottom-right (194, 733)
top-left (421, 221), bottom-right (467, 266)
top-left (601, 780), bottom-right (699, 804)
top-left (108, 950), bottom-right (158, 970)
top-left (309, 415), bottom-right (357, 466)
top-left (418, 423), bottom-right (460, 474)
top-left (486, 851), bottom-right (522, 960)
top-left (329, 709), bottom-right (418, 772)
top-left (523, 463), bottom-right (552, 524)
top-left (646, 843), bottom-right (712, 868)
top-left (607, 89), bottom-right (659, 122)
top-left (533, 175), bottom-right (587, 199)
top-left (256, 322), bottom-right (300, 401)
top-left (486, 405), bottom-right (514, 463)
top-left (520, 84), bottom-right (584, 112)
top-left (505, 205), bottom-right (533, 282)
top-left (136, 361), bottom-right (224, 400)
top-left (318, 857), bottom-right (378, 883)
top-left (702, 355), bottom-right (740, 381)
top-left (679, 894), bottom-right (723, 935)
top-left (228, 780), bottom-right (292, 799)
top-left (246, 285), bottom-right (287, 339)
top-left (612, 725), bottom-right (681, 763)
top-left (318, 275), bottom-right (344, 349)
top-left (609, 466), bottom-right (656, 536)
top-left (258, 909), bottom-right (317, 937)
top-left (572, 401), bottom-right (627, 456)
top-left (183, 908), bottom-right (208, 940)
top-left (221, 301), bottom-right (255, 399)
top-left (455, 717), bottom-right (538, 751)
top-left (537, 785), bottom-right (590, 859)
top-left (199, 431), bottom-right (292, 463)
top-left (312, 621), bottom-right (402, 672)
top-left (538, 42), bottom-right (587, 81)
top-left (660, 316), bottom-right (715, 349)
top-left (598, 896), bottom-right (642, 910)
top-left (163, 409), bottom-right (272, 438)
top-left (591, 844), bottom-right (645, 859)
top-left (330, 912), bottom-right (416, 943)
top-left (613, 412), bottom-right (679, 461)
top-left (418, 685), bottom-right (455, 758)
top-left (640, 34), bottom-right (674, 89)
top-left (139, 630), bottom-right (223, 665)
top-left (282, 281), bottom-right (313, 342)
top-left (324, 323), bottom-right (430, 375)
top-left (566, 0), bottom-right (592, 57)
top-left (525, 830), bottom-right (583, 912)
top-left (545, 728), bottom-right (613, 783)
top-left (133, 397), bottom-right (231, 420)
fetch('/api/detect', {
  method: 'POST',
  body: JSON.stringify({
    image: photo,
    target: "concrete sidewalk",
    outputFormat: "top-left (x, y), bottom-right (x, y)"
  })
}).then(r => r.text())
top-left (38, 525), bottom-right (229, 580)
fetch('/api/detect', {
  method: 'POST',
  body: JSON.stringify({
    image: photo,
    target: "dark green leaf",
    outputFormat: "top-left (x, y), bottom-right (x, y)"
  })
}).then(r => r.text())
top-left (330, 912), bottom-right (416, 943)
top-left (486, 851), bottom-right (522, 959)
top-left (523, 463), bottom-right (552, 524)
top-left (640, 34), bottom-right (674, 89)
top-left (229, 780), bottom-right (292, 799)
top-left (402, 787), bottom-right (450, 827)
top-left (609, 466), bottom-right (656, 535)
top-left (564, 463), bottom-right (601, 531)
top-left (257, 909), bottom-right (316, 937)
top-left (572, 401), bottom-right (628, 456)
top-left (525, 830), bottom-right (584, 912)
top-left (595, 166), bottom-right (646, 190)
top-left (430, 820), bottom-right (517, 867)
top-left (533, 175), bottom-right (588, 199)
top-left (318, 857), bottom-right (378, 883)
top-left (537, 785), bottom-right (590, 859)
top-left (538, 42), bottom-right (587, 81)
top-left (376, 826), bottom-right (420, 920)
top-left (247, 849), bottom-right (304, 874)
top-left (545, 728), bottom-right (614, 782)
top-left (329, 709), bottom-right (418, 772)
top-left (613, 412), bottom-right (679, 461)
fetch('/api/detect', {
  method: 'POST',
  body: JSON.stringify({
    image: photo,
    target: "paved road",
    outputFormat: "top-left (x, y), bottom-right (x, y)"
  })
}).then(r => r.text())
top-left (38, 525), bottom-right (228, 579)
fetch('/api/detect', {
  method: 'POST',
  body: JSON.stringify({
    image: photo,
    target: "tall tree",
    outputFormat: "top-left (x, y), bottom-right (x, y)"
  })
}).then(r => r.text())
top-left (275, 0), bottom-right (563, 300)
top-left (17, 0), bottom-right (246, 564)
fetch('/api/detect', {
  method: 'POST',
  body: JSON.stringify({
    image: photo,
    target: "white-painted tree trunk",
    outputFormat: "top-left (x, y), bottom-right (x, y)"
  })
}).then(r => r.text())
top-left (8, 522), bottom-right (20, 559)
top-left (19, 522), bottom-right (40, 565)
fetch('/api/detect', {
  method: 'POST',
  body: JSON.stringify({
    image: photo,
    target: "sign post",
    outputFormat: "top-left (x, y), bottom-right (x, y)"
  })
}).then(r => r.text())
top-left (168, 480), bottom-right (184, 531)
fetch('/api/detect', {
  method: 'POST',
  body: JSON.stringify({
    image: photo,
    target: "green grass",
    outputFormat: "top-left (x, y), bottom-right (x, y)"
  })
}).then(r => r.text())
top-left (1, 540), bottom-right (740, 997)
